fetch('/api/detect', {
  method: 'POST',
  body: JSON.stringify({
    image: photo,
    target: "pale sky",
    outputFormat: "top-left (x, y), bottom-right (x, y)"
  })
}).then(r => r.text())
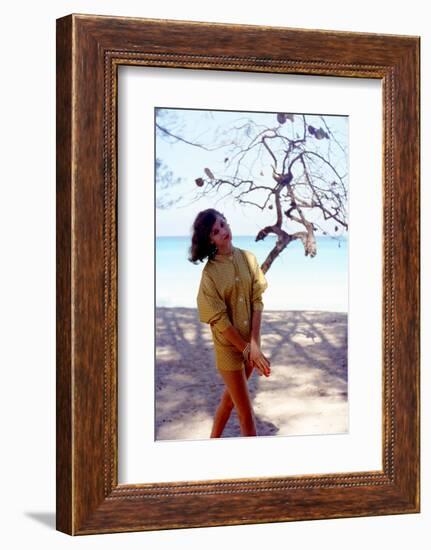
top-left (155, 108), bottom-right (348, 238)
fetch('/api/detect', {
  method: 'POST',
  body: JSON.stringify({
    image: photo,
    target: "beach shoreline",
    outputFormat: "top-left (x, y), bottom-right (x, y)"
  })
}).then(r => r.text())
top-left (156, 307), bottom-right (348, 441)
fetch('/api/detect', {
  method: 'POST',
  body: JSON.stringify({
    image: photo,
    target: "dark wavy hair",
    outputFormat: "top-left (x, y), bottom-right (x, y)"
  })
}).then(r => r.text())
top-left (188, 208), bottom-right (226, 264)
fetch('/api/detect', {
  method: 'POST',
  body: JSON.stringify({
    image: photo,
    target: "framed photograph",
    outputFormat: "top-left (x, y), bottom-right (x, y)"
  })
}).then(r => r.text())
top-left (56, 14), bottom-right (420, 535)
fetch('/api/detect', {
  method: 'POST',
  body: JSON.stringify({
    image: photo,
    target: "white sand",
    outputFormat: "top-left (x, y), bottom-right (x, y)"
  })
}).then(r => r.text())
top-left (155, 308), bottom-right (348, 441)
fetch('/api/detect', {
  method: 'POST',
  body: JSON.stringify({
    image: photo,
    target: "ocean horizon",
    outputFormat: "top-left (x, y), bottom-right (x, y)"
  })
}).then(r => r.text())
top-left (156, 235), bottom-right (348, 312)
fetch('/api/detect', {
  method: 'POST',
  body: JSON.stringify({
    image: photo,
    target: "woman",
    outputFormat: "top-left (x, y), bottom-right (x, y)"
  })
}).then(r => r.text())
top-left (189, 208), bottom-right (271, 437)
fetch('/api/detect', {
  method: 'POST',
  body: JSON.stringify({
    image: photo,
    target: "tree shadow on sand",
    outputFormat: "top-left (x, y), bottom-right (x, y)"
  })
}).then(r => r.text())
top-left (155, 308), bottom-right (348, 441)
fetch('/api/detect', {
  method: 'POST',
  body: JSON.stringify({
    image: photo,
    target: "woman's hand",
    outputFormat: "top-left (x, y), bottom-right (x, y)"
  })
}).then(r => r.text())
top-left (248, 340), bottom-right (271, 377)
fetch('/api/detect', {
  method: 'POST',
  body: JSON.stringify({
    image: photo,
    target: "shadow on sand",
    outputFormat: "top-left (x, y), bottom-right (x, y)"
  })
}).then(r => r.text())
top-left (155, 307), bottom-right (347, 441)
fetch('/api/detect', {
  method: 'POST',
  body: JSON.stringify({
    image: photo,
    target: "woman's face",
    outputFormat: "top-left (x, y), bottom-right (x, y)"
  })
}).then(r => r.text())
top-left (209, 215), bottom-right (231, 249)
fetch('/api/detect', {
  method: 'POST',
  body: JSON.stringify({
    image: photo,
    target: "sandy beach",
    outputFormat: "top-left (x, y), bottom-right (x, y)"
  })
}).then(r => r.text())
top-left (155, 307), bottom-right (348, 441)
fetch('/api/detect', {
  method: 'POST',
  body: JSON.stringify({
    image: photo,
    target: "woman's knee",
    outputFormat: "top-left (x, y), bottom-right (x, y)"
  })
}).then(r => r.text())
top-left (216, 392), bottom-right (233, 417)
top-left (220, 369), bottom-right (251, 411)
top-left (221, 388), bottom-right (233, 408)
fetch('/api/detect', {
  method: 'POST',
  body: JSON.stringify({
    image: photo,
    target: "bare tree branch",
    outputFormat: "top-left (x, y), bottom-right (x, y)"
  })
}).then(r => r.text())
top-left (156, 110), bottom-right (348, 272)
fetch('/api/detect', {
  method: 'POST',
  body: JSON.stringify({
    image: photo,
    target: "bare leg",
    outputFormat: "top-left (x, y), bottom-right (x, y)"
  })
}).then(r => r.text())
top-left (210, 388), bottom-right (234, 438)
top-left (211, 362), bottom-right (256, 437)
top-left (211, 361), bottom-right (254, 438)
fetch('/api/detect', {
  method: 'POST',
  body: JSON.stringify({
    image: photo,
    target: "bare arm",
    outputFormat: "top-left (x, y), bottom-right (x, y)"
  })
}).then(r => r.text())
top-left (217, 324), bottom-right (248, 353)
top-left (218, 312), bottom-right (262, 352)
top-left (218, 311), bottom-right (270, 377)
top-left (249, 309), bottom-right (271, 377)
top-left (250, 309), bottom-right (262, 345)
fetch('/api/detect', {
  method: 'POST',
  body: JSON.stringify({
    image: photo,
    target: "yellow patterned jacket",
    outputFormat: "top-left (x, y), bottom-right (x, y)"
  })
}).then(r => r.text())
top-left (197, 246), bottom-right (268, 371)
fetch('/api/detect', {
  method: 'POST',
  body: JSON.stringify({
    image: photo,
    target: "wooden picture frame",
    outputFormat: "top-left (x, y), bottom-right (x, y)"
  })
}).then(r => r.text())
top-left (56, 14), bottom-right (420, 535)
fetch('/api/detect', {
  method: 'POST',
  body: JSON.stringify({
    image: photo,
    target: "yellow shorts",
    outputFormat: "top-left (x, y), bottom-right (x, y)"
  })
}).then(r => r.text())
top-left (214, 345), bottom-right (246, 372)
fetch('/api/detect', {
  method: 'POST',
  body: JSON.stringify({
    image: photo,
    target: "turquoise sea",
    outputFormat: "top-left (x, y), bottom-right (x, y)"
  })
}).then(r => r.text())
top-left (156, 235), bottom-right (348, 312)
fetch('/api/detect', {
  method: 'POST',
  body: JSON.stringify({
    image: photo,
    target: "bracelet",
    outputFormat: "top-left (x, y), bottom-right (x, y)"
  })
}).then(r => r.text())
top-left (242, 342), bottom-right (250, 361)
